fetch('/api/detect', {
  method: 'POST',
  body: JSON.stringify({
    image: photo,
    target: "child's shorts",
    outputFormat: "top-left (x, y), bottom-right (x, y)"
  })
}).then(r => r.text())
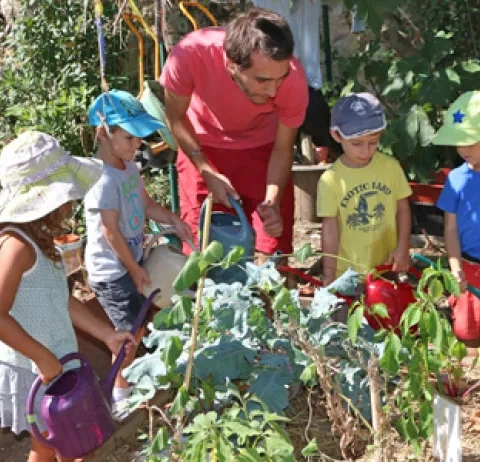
top-left (450, 258), bottom-right (480, 344)
top-left (89, 270), bottom-right (146, 332)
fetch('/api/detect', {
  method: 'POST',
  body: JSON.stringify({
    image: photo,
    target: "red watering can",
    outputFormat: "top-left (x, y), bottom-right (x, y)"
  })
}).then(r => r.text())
top-left (364, 264), bottom-right (421, 331)
top-left (26, 289), bottom-right (160, 460)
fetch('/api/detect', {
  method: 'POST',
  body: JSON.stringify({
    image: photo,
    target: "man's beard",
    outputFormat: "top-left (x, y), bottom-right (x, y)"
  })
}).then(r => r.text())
top-left (231, 73), bottom-right (268, 105)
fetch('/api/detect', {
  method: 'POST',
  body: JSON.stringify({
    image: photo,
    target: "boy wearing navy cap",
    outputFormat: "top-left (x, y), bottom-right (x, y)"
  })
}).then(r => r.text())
top-left (317, 92), bottom-right (412, 285)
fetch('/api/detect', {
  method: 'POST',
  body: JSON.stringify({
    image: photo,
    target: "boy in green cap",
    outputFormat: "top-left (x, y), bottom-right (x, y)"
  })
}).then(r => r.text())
top-left (434, 91), bottom-right (480, 346)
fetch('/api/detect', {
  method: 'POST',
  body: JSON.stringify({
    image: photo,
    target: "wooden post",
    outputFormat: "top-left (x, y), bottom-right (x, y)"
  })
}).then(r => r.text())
top-left (292, 164), bottom-right (329, 223)
top-left (368, 356), bottom-right (387, 461)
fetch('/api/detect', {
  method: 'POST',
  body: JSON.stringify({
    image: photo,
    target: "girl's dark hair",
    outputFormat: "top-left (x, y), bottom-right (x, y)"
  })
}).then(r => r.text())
top-left (0, 203), bottom-right (72, 263)
top-left (224, 8), bottom-right (294, 70)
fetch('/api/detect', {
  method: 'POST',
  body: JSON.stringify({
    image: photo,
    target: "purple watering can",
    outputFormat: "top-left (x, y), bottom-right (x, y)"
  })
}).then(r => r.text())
top-left (26, 289), bottom-right (160, 460)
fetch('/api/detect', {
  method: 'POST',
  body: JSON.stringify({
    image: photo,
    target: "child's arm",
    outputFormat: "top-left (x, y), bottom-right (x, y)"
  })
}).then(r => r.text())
top-left (68, 296), bottom-right (136, 356)
top-left (141, 188), bottom-right (193, 243)
top-left (100, 209), bottom-right (151, 293)
top-left (386, 198), bottom-right (411, 272)
top-left (0, 234), bottom-right (62, 383)
top-left (444, 211), bottom-right (467, 292)
top-left (322, 216), bottom-right (339, 286)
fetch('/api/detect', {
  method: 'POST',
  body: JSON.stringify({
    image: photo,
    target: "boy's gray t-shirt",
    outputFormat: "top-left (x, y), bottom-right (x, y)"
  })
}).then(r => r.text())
top-left (85, 161), bottom-right (145, 283)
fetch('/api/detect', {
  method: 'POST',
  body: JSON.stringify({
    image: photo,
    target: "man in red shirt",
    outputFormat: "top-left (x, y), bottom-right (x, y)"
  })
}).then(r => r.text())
top-left (160, 8), bottom-right (308, 259)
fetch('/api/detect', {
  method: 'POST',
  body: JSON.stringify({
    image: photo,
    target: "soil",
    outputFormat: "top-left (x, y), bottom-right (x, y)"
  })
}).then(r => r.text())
top-left (3, 222), bottom-right (480, 462)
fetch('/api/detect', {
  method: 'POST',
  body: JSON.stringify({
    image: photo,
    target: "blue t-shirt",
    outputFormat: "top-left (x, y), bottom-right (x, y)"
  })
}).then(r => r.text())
top-left (436, 163), bottom-right (480, 259)
top-left (84, 161), bottom-right (145, 283)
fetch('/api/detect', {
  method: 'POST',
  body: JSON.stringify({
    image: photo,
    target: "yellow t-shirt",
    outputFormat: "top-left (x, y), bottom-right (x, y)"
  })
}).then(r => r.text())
top-left (317, 152), bottom-right (412, 276)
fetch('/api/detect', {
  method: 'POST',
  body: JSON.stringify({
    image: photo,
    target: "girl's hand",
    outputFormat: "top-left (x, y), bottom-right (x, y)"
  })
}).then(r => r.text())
top-left (36, 351), bottom-right (62, 384)
top-left (105, 330), bottom-right (137, 357)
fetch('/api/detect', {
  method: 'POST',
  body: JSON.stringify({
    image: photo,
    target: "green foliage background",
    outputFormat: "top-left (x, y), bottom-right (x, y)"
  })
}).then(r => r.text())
top-left (0, 0), bottom-right (130, 156)
top-left (338, 0), bottom-right (480, 181)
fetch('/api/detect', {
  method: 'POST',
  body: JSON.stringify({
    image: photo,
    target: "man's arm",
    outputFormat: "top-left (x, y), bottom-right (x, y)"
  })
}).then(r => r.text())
top-left (164, 89), bottom-right (238, 206)
top-left (256, 122), bottom-right (297, 238)
top-left (264, 122), bottom-right (297, 205)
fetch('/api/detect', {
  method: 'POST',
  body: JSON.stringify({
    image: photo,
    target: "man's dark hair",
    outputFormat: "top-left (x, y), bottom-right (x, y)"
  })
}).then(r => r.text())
top-left (224, 8), bottom-right (294, 69)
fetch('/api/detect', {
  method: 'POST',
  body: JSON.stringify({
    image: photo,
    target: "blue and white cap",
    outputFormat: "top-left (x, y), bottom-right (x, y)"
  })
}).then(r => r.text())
top-left (88, 89), bottom-right (164, 139)
top-left (331, 92), bottom-right (386, 139)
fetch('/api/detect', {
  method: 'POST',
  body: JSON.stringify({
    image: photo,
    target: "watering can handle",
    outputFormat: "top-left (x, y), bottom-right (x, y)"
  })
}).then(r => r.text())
top-left (366, 264), bottom-right (422, 285)
top-left (199, 194), bottom-right (249, 237)
top-left (26, 352), bottom-right (90, 448)
top-left (412, 253), bottom-right (480, 299)
top-left (101, 288), bottom-right (161, 400)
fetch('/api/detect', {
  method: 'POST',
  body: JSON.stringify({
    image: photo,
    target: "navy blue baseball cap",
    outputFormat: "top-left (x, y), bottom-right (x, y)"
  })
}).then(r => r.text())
top-left (331, 92), bottom-right (386, 139)
top-left (88, 89), bottom-right (164, 138)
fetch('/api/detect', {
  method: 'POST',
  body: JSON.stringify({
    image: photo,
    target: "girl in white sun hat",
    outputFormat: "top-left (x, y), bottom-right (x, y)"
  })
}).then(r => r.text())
top-left (0, 131), bottom-right (136, 462)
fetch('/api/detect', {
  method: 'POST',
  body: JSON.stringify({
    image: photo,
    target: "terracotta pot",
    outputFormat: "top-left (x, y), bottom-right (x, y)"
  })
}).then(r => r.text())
top-left (409, 168), bottom-right (451, 204)
top-left (54, 234), bottom-right (83, 274)
top-left (54, 234), bottom-right (81, 246)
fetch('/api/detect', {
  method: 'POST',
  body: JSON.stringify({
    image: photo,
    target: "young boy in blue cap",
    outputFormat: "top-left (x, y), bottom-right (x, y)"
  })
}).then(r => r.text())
top-left (84, 90), bottom-right (192, 417)
top-left (317, 92), bottom-right (412, 285)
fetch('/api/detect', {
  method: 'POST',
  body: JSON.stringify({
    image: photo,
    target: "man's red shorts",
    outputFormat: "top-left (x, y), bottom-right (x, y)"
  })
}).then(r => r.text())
top-left (176, 143), bottom-right (294, 255)
top-left (450, 259), bottom-right (480, 343)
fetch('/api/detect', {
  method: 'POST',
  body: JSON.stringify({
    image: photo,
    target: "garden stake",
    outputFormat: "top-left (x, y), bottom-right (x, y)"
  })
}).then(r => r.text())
top-left (94, 0), bottom-right (109, 91)
top-left (174, 193), bottom-right (213, 445)
top-left (368, 356), bottom-right (390, 461)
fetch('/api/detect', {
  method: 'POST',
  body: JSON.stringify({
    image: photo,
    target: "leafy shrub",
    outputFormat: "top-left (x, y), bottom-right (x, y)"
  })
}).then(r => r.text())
top-left (0, 0), bottom-right (129, 156)
top-left (338, 0), bottom-right (480, 181)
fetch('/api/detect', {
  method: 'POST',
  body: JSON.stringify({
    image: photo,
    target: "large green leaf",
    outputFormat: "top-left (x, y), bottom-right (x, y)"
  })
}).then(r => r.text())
top-left (173, 251), bottom-right (202, 291)
top-left (248, 367), bottom-right (292, 413)
top-left (264, 434), bottom-right (295, 461)
top-left (417, 69), bottom-right (460, 106)
top-left (203, 241), bottom-right (224, 264)
top-left (187, 341), bottom-right (256, 384)
top-left (123, 351), bottom-right (167, 384)
top-left (421, 31), bottom-right (454, 66)
top-left (456, 60), bottom-right (480, 91)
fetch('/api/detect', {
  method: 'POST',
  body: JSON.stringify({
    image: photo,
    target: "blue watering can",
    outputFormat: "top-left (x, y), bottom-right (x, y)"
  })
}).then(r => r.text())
top-left (199, 195), bottom-right (255, 284)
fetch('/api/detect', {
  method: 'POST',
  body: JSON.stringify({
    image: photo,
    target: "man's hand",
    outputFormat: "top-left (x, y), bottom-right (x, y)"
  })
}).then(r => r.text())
top-left (385, 246), bottom-right (410, 272)
top-left (257, 201), bottom-right (283, 238)
top-left (201, 169), bottom-right (239, 207)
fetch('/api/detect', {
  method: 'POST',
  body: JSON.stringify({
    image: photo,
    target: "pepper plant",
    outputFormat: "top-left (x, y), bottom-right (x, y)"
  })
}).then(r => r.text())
top-left (347, 260), bottom-right (465, 455)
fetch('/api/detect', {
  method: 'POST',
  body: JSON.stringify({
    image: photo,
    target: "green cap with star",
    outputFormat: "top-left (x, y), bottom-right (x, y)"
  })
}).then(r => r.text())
top-left (432, 91), bottom-right (480, 146)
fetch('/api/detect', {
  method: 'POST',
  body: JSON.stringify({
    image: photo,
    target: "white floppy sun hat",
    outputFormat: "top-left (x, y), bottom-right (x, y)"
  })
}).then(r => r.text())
top-left (0, 131), bottom-right (103, 223)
